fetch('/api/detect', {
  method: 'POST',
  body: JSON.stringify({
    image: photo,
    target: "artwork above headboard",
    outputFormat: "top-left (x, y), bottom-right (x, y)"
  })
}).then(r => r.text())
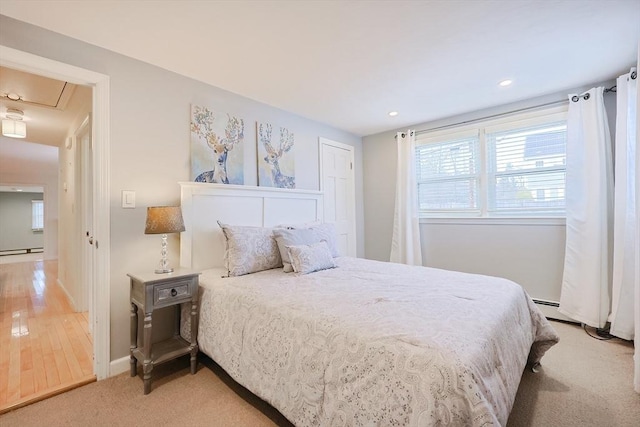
top-left (179, 182), bottom-right (323, 271)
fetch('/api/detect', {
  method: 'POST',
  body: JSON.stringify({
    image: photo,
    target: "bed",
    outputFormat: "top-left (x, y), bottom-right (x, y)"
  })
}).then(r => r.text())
top-left (179, 183), bottom-right (559, 426)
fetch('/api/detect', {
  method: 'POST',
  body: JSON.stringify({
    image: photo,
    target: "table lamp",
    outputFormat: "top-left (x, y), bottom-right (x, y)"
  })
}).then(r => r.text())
top-left (145, 206), bottom-right (185, 273)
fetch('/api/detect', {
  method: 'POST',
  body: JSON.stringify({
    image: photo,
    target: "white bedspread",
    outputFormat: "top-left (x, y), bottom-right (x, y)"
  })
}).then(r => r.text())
top-left (192, 257), bottom-right (559, 426)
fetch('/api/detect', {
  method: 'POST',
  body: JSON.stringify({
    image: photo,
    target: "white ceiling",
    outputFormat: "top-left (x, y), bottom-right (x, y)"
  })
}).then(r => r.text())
top-left (1, 1), bottom-right (638, 136)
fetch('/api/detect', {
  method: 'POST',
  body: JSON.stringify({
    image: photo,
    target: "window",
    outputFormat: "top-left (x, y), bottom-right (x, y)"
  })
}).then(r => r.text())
top-left (416, 131), bottom-right (479, 214)
top-left (416, 109), bottom-right (567, 218)
top-left (32, 200), bottom-right (44, 231)
top-left (486, 120), bottom-right (566, 215)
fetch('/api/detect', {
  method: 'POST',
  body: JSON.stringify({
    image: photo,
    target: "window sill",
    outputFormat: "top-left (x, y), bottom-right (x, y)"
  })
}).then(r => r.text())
top-left (419, 217), bottom-right (566, 226)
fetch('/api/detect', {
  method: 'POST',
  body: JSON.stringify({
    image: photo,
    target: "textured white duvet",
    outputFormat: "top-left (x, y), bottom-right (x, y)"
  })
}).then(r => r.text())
top-left (191, 257), bottom-right (559, 426)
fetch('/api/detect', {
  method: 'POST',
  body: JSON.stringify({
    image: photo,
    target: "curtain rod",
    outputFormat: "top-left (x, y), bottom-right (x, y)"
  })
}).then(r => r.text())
top-left (572, 71), bottom-right (635, 102)
top-left (395, 76), bottom-right (633, 139)
top-left (412, 98), bottom-right (568, 136)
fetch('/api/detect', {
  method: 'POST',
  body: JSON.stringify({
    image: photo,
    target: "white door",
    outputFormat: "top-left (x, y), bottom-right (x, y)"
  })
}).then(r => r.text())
top-left (76, 116), bottom-right (94, 326)
top-left (320, 138), bottom-right (356, 256)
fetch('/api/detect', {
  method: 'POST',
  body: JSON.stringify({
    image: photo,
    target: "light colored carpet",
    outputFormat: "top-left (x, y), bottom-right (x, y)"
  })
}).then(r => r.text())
top-left (507, 321), bottom-right (639, 427)
top-left (1, 321), bottom-right (638, 426)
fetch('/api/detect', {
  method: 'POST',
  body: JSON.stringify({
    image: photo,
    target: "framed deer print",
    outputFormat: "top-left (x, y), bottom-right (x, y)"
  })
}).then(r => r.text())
top-left (257, 121), bottom-right (296, 188)
top-left (190, 104), bottom-right (244, 184)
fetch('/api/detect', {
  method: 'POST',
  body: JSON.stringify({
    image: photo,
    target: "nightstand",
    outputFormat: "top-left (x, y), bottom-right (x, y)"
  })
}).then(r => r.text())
top-left (128, 268), bottom-right (200, 394)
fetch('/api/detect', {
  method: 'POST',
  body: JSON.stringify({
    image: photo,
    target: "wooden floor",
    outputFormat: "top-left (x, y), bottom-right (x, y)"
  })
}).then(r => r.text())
top-left (0, 259), bottom-right (95, 413)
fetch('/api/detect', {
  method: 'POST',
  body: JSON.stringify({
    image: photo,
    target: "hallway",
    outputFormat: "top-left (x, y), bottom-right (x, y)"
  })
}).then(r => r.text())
top-left (0, 258), bottom-right (94, 413)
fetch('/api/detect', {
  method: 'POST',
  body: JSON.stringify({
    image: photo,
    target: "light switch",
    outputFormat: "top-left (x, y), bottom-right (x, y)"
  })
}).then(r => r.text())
top-left (122, 190), bottom-right (135, 208)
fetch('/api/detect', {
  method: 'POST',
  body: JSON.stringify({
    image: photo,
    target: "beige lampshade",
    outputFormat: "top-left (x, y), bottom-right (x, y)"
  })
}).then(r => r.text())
top-left (144, 206), bottom-right (185, 234)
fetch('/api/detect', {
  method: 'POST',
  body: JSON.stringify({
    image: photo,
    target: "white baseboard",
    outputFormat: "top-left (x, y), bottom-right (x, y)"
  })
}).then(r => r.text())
top-left (56, 278), bottom-right (77, 311)
top-left (110, 356), bottom-right (130, 377)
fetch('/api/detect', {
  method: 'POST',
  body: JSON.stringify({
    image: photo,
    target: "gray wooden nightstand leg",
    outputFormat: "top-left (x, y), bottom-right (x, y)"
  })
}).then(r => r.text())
top-left (190, 348), bottom-right (198, 374)
top-left (130, 303), bottom-right (138, 377)
top-left (143, 311), bottom-right (153, 394)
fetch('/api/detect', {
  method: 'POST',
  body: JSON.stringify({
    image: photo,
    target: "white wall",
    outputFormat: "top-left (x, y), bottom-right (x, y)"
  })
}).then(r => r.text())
top-left (0, 15), bottom-right (363, 361)
top-left (363, 84), bottom-right (619, 303)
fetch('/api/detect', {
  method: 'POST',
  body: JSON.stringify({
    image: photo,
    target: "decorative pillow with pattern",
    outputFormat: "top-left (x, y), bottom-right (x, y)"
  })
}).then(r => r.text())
top-left (218, 221), bottom-right (282, 276)
top-left (287, 241), bottom-right (337, 275)
top-left (273, 228), bottom-right (319, 273)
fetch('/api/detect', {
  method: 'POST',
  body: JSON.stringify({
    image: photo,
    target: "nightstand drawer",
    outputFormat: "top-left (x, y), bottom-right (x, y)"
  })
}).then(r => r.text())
top-left (154, 280), bottom-right (191, 306)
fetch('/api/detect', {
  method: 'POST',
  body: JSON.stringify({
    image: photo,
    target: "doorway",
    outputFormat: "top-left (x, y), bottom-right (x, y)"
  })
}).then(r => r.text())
top-left (0, 45), bottom-right (111, 383)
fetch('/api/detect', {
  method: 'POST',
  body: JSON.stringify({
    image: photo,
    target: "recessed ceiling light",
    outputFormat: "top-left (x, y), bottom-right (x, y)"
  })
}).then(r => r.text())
top-left (499, 79), bottom-right (513, 87)
top-left (388, 111), bottom-right (398, 117)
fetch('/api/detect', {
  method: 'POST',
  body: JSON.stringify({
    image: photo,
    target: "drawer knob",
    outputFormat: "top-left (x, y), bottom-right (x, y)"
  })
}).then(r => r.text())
top-left (171, 288), bottom-right (177, 297)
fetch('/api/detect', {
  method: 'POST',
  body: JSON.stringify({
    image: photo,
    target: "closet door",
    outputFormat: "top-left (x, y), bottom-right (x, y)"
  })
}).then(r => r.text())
top-left (320, 138), bottom-right (356, 257)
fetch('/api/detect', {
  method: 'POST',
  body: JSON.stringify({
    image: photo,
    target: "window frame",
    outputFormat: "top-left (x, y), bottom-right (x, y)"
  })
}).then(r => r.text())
top-left (415, 106), bottom-right (568, 221)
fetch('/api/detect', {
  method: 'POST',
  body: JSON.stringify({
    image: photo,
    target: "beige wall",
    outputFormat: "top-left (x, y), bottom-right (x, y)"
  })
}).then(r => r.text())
top-left (0, 15), bottom-right (363, 362)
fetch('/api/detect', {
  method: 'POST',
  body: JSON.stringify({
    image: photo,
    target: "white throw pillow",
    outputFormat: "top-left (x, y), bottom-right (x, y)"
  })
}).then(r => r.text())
top-left (273, 228), bottom-right (319, 272)
top-left (309, 223), bottom-right (340, 257)
top-left (274, 222), bottom-right (340, 258)
top-left (287, 241), bottom-right (337, 274)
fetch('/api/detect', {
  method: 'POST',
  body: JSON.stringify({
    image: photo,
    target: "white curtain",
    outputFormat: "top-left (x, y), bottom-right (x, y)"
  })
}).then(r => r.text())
top-left (610, 69), bottom-right (637, 344)
top-left (559, 87), bottom-right (614, 328)
top-left (390, 130), bottom-right (423, 265)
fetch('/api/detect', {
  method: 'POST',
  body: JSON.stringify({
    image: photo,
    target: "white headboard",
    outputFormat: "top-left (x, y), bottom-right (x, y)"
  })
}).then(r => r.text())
top-left (179, 182), bottom-right (323, 271)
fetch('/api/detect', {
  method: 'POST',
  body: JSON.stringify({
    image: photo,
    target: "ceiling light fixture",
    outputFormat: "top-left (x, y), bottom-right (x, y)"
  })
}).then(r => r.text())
top-left (499, 79), bottom-right (513, 87)
top-left (2, 108), bottom-right (27, 139)
top-left (388, 111), bottom-right (399, 117)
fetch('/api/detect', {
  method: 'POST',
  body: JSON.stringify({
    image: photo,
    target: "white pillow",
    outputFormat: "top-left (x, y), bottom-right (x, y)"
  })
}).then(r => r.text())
top-left (218, 221), bottom-right (282, 276)
top-left (273, 228), bottom-right (319, 272)
top-left (287, 241), bottom-right (337, 274)
top-left (309, 223), bottom-right (340, 257)
top-left (274, 221), bottom-right (340, 258)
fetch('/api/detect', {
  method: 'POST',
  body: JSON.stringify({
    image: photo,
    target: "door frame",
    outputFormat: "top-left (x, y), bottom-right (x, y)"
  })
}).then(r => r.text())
top-left (0, 45), bottom-right (111, 380)
top-left (318, 137), bottom-right (357, 256)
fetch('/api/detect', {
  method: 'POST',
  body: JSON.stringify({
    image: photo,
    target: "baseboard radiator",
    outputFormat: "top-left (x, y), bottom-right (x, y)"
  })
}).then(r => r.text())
top-left (532, 298), bottom-right (578, 323)
top-left (0, 247), bottom-right (44, 256)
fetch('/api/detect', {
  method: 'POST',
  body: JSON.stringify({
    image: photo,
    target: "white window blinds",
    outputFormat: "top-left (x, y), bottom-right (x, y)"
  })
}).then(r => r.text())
top-left (486, 121), bottom-right (566, 215)
top-left (415, 109), bottom-right (567, 218)
top-left (416, 134), bottom-right (479, 213)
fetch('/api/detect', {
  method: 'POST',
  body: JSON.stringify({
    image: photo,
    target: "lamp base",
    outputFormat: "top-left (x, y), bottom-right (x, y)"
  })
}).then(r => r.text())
top-left (155, 267), bottom-right (174, 274)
